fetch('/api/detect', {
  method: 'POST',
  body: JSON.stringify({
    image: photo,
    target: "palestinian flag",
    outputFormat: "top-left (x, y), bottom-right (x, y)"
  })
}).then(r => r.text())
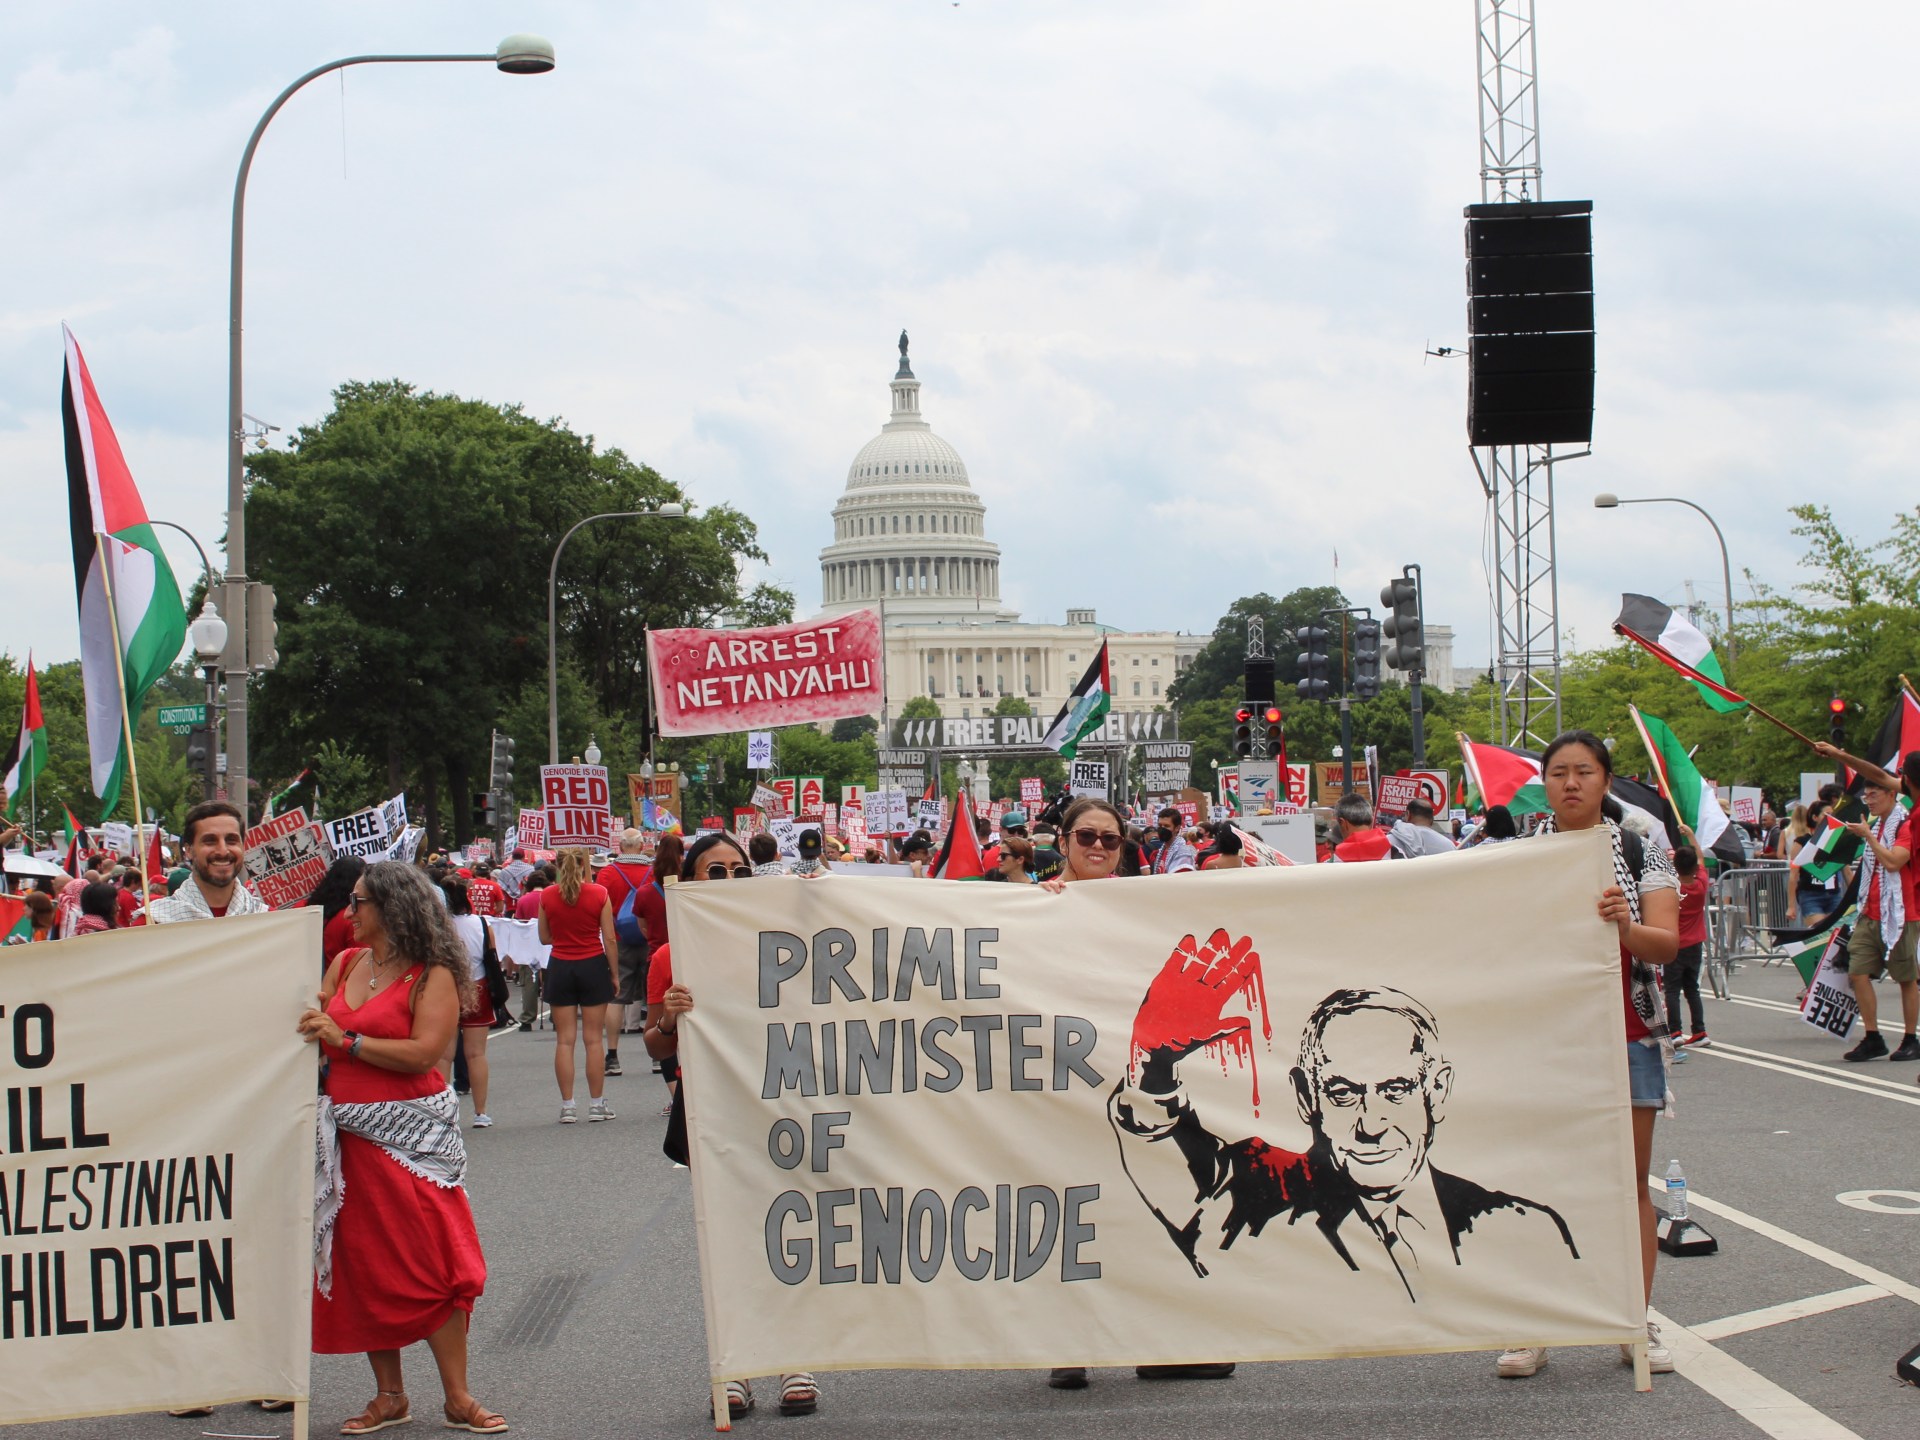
top-left (1628, 705), bottom-right (1730, 850)
top-left (1042, 641), bottom-right (1111, 760)
top-left (1867, 687), bottom-right (1920, 776)
top-left (3, 655), bottom-right (48, 819)
top-left (0, 896), bottom-right (30, 944)
top-left (1456, 734), bottom-right (1549, 816)
top-left (1794, 811), bottom-right (1861, 885)
top-left (60, 802), bottom-right (88, 876)
top-left (64, 326), bottom-right (188, 822)
top-left (930, 790), bottom-right (987, 880)
top-left (1613, 594), bottom-right (1745, 714)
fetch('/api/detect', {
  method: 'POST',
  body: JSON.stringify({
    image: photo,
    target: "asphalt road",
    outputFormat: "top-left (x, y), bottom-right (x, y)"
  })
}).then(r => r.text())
top-left (17, 960), bottom-right (1920, 1440)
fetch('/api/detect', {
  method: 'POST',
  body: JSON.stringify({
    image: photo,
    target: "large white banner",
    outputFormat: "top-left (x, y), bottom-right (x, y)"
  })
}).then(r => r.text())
top-left (671, 830), bottom-right (1643, 1380)
top-left (0, 911), bottom-right (318, 1423)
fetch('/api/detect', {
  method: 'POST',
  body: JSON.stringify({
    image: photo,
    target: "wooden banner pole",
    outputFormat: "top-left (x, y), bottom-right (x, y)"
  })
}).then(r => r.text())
top-left (93, 532), bottom-right (152, 915)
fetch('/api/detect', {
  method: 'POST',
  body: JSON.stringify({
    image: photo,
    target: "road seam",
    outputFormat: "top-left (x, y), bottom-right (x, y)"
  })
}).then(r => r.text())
top-left (1648, 1307), bottom-right (1865, 1440)
top-left (1684, 1046), bottom-right (1920, 1108)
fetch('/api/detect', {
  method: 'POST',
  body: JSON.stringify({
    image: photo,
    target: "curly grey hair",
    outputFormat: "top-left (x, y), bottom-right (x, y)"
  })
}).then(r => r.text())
top-left (359, 860), bottom-right (477, 1012)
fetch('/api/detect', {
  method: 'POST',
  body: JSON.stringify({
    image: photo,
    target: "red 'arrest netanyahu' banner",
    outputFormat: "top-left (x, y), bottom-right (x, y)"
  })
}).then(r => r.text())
top-left (647, 609), bottom-right (886, 738)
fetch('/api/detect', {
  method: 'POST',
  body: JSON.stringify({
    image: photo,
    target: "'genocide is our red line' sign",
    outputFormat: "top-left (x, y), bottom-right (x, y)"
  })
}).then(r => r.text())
top-left (646, 609), bottom-right (885, 738)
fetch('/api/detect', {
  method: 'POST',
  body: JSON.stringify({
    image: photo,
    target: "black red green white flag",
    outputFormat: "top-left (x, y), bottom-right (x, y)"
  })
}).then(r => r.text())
top-left (3, 655), bottom-right (47, 819)
top-left (1613, 594), bottom-right (1745, 714)
top-left (1456, 735), bottom-right (1548, 816)
top-left (1042, 642), bottom-right (1111, 760)
top-left (930, 790), bottom-right (986, 880)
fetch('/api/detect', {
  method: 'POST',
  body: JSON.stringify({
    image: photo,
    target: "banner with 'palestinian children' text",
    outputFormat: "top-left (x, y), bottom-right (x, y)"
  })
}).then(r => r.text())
top-left (670, 830), bottom-right (1643, 1380)
top-left (0, 910), bottom-right (318, 1424)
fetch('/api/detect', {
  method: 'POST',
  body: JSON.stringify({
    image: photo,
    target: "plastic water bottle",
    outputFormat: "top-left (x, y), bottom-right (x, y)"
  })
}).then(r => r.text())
top-left (1665, 1159), bottom-right (1689, 1222)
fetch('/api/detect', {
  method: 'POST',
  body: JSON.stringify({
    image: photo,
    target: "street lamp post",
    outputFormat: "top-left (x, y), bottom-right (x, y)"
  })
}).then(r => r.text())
top-left (1592, 493), bottom-right (1737, 675)
top-left (223, 35), bottom-right (556, 815)
top-left (547, 504), bottom-right (689, 764)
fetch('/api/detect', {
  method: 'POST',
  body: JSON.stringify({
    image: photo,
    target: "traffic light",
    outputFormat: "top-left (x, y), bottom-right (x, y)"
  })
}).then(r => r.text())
top-left (1382, 576), bottom-right (1424, 674)
top-left (184, 723), bottom-right (213, 799)
top-left (1262, 705), bottom-right (1284, 756)
top-left (1295, 626), bottom-right (1332, 701)
top-left (489, 730), bottom-right (515, 793)
top-left (1233, 707), bottom-right (1255, 759)
top-left (1829, 695), bottom-right (1847, 745)
top-left (1352, 619), bottom-right (1382, 699)
top-left (473, 791), bottom-right (494, 832)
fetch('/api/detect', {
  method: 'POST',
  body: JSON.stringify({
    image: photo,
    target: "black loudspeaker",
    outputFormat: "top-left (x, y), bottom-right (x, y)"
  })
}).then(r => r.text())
top-left (1465, 200), bottom-right (1594, 447)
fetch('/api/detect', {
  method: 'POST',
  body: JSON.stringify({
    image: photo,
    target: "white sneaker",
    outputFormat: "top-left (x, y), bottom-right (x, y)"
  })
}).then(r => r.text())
top-left (1623, 1321), bottom-right (1674, 1373)
top-left (589, 1097), bottom-right (615, 1122)
top-left (559, 1102), bottom-right (578, 1125)
top-left (471, 1113), bottom-right (493, 1129)
top-left (1496, 1346), bottom-right (1548, 1378)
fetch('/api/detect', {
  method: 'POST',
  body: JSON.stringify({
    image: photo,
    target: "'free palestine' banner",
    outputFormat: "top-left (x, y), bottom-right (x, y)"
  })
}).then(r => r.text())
top-left (0, 910), bottom-right (318, 1424)
top-left (669, 831), bottom-right (1644, 1381)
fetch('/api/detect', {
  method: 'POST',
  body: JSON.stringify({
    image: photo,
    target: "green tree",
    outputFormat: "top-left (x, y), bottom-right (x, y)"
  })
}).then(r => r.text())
top-left (244, 379), bottom-right (783, 844)
top-left (898, 696), bottom-right (941, 721)
top-left (1169, 587), bottom-right (1350, 707)
top-left (987, 693), bottom-right (1064, 798)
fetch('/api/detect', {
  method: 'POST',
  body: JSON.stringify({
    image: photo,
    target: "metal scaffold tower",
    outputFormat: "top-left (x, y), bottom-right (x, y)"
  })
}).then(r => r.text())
top-left (1473, 0), bottom-right (1567, 750)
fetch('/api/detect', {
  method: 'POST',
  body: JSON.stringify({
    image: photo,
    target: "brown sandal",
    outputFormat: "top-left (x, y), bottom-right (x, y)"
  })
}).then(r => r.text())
top-left (341, 1390), bottom-right (411, 1435)
top-left (442, 1396), bottom-right (508, 1434)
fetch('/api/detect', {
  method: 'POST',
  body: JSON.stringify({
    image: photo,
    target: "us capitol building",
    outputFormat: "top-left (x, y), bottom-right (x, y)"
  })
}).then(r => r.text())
top-left (814, 335), bottom-right (1453, 722)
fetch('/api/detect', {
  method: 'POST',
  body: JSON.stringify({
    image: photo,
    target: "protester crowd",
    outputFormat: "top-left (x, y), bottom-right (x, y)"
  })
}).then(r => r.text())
top-left (5, 720), bottom-right (1914, 1432)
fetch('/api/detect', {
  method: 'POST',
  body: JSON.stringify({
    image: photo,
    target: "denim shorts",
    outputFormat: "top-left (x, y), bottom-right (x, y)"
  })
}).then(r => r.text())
top-left (1628, 1040), bottom-right (1666, 1109)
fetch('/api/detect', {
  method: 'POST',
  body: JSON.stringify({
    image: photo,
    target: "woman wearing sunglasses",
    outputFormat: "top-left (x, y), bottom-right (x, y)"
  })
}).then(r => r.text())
top-left (1041, 798), bottom-right (1235, 1389)
top-left (536, 848), bottom-right (620, 1124)
top-left (645, 831), bottom-right (822, 1418)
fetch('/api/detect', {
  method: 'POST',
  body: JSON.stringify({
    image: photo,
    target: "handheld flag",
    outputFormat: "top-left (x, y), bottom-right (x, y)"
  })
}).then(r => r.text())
top-left (929, 790), bottom-right (987, 880)
top-left (0, 895), bottom-right (30, 944)
top-left (60, 801), bottom-right (89, 876)
top-left (1627, 705), bottom-right (1730, 851)
top-left (1794, 812), bottom-right (1862, 885)
top-left (144, 824), bottom-right (165, 885)
top-left (1613, 595), bottom-right (1745, 713)
top-left (1867, 685), bottom-right (1920, 776)
top-left (3, 655), bottom-right (48, 820)
top-left (1456, 734), bottom-right (1549, 816)
top-left (1042, 642), bottom-right (1112, 759)
top-left (64, 327), bottom-right (188, 820)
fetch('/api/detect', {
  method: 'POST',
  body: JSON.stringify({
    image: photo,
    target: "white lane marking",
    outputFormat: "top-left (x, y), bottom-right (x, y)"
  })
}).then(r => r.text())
top-left (1649, 1308), bottom-right (1865, 1439)
top-left (1689, 1284), bottom-right (1891, 1342)
top-left (1835, 1190), bottom-right (1920, 1214)
top-left (1646, 1177), bottom-right (1920, 1307)
top-left (1726, 993), bottom-right (1804, 1014)
top-left (1697, 1039), bottom-right (1920, 1095)
top-left (1682, 1045), bottom-right (1920, 1108)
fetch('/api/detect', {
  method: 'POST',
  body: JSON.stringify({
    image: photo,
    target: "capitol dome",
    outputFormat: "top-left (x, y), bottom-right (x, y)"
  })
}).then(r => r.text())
top-left (818, 334), bottom-right (1018, 623)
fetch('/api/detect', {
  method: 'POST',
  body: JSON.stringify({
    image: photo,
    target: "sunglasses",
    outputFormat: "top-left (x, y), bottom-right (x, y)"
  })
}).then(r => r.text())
top-left (1070, 829), bottom-right (1125, 851)
top-left (703, 863), bottom-right (755, 880)
top-left (348, 894), bottom-right (372, 911)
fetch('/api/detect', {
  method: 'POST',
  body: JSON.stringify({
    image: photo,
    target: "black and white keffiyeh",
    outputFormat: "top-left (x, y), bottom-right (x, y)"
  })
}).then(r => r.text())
top-left (1861, 810), bottom-right (1908, 947)
top-left (1538, 815), bottom-right (1678, 1045)
top-left (314, 1088), bottom-right (466, 1298)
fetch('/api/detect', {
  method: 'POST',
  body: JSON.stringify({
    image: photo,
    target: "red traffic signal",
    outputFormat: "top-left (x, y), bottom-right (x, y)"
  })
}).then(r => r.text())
top-left (1235, 707), bottom-right (1253, 724)
top-left (1828, 695), bottom-right (1847, 716)
top-left (1263, 706), bottom-right (1283, 725)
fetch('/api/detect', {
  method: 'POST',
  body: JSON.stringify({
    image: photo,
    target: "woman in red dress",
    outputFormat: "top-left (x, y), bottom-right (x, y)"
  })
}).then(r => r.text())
top-left (297, 860), bottom-right (506, 1435)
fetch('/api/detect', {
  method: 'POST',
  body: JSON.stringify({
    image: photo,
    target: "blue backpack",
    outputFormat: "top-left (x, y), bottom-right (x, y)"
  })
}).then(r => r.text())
top-left (612, 867), bottom-right (652, 946)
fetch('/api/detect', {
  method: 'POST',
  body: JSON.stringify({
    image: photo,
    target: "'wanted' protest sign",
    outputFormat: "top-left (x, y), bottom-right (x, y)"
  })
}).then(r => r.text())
top-left (670, 831), bottom-right (1642, 1382)
top-left (243, 809), bottom-right (329, 910)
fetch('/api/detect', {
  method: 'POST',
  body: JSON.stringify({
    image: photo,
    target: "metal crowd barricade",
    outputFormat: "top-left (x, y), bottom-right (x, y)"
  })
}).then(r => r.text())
top-left (1707, 861), bottom-right (1795, 974)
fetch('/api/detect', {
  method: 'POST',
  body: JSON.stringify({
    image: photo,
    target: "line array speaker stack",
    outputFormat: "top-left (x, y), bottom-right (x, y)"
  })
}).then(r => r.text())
top-left (1465, 199), bottom-right (1594, 447)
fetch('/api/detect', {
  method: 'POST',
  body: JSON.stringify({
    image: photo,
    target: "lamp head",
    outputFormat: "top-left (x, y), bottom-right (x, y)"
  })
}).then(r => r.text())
top-left (190, 600), bottom-right (228, 663)
top-left (495, 34), bottom-right (556, 74)
top-left (656, 501), bottom-right (687, 518)
top-left (1593, 492), bottom-right (1620, 509)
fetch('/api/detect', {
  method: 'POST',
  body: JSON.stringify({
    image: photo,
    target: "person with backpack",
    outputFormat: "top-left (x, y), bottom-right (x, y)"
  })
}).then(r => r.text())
top-left (597, 829), bottom-right (658, 1078)
top-left (1496, 730), bottom-right (1680, 1382)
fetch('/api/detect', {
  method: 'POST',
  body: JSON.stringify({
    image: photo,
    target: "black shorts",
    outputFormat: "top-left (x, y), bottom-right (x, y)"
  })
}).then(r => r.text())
top-left (544, 955), bottom-right (614, 1009)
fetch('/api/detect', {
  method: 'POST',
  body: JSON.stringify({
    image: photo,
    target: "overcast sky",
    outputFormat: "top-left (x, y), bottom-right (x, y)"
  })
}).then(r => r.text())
top-left (5, 1), bottom-right (1917, 676)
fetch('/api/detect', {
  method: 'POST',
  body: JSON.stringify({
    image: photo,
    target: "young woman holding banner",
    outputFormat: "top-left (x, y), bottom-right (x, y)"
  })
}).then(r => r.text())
top-left (1496, 730), bottom-right (1679, 1382)
top-left (1042, 797), bottom-right (1237, 1388)
top-left (537, 848), bottom-right (619, 1124)
top-left (296, 861), bottom-right (503, 1436)
top-left (646, 831), bottom-right (823, 1419)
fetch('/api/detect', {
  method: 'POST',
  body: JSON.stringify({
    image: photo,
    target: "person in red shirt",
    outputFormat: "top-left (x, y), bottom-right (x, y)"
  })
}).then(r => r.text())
top-left (113, 869), bottom-right (142, 927)
top-left (596, 830), bottom-right (659, 1076)
top-left (536, 849), bottom-right (618, 1123)
top-left (466, 862), bottom-right (509, 918)
top-left (307, 856), bottom-right (368, 972)
top-left (507, 864), bottom-right (550, 1030)
top-left (1665, 845), bottom-right (1711, 1046)
top-left (1330, 795), bottom-right (1391, 863)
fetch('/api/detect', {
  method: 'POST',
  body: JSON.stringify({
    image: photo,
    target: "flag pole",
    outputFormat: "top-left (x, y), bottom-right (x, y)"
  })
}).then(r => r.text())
top-left (1901, 674), bottom-right (1918, 707)
top-left (1454, 732), bottom-right (1485, 799)
top-left (93, 533), bottom-right (153, 916)
top-left (1625, 705), bottom-right (1678, 815)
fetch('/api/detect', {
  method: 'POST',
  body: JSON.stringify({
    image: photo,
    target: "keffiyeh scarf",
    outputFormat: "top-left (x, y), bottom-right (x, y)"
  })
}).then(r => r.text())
top-left (1861, 810), bottom-right (1908, 947)
top-left (1538, 815), bottom-right (1678, 1047)
top-left (313, 1088), bottom-right (466, 1298)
